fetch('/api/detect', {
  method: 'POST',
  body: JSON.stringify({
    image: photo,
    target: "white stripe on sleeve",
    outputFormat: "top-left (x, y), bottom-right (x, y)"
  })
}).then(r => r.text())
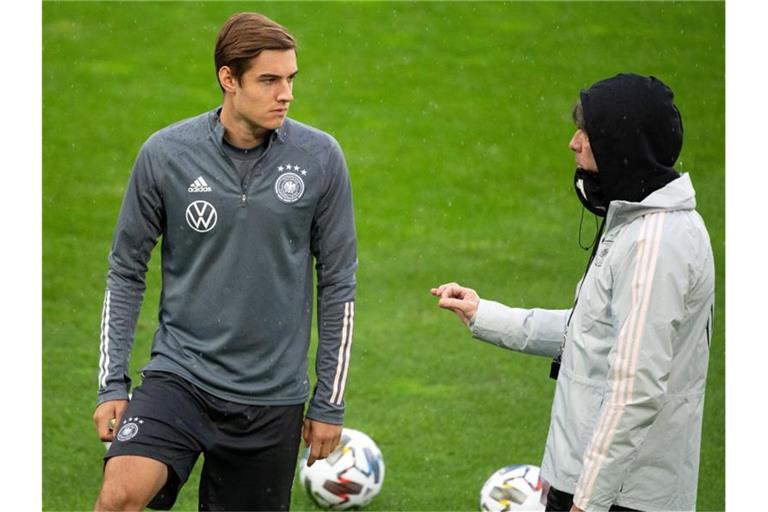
top-left (98, 289), bottom-right (112, 390)
top-left (330, 302), bottom-right (354, 405)
top-left (334, 302), bottom-right (355, 405)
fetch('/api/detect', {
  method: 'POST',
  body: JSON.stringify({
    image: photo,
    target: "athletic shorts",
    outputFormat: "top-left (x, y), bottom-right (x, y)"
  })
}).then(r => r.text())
top-left (105, 371), bottom-right (304, 511)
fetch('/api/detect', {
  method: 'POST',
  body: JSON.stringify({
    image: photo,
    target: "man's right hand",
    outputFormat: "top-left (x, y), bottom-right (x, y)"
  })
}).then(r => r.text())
top-left (430, 282), bottom-right (481, 326)
top-left (93, 399), bottom-right (129, 442)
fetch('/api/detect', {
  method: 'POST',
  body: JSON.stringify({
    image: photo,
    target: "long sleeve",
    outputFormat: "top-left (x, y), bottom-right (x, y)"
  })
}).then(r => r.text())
top-left (470, 299), bottom-right (569, 358)
top-left (97, 143), bottom-right (164, 404)
top-left (307, 139), bottom-right (357, 424)
top-left (573, 212), bottom-right (686, 511)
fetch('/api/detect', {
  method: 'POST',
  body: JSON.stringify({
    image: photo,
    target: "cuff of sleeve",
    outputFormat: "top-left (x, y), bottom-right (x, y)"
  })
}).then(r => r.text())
top-left (468, 299), bottom-right (485, 335)
top-left (306, 402), bottom-right (344, 425)
top-left (96, 389), bottom-right (130, 405)
top-left (469, 299), bottom-right (510, 346)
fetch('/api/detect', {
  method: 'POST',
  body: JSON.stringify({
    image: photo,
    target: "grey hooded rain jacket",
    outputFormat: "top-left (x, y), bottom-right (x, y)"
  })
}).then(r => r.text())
top-left (470, 174), bottom-right (714, 511)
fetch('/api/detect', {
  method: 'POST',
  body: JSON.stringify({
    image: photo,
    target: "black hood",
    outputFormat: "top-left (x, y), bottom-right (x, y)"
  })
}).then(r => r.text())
top-left (580, 73), bottom-right (682, 205)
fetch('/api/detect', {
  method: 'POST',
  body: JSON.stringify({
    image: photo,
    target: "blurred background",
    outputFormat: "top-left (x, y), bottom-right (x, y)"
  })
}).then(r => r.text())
top-left (43, 2), bottom-right (724, 510)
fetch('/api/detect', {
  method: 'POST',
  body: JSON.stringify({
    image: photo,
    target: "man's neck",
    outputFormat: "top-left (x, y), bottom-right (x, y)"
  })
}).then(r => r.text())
top-left (219, 105), bottom-right (270, 149)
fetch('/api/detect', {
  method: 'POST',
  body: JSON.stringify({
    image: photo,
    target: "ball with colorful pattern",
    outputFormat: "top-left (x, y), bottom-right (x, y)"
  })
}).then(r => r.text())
top-left (299, 428), bottom-right (385, 510)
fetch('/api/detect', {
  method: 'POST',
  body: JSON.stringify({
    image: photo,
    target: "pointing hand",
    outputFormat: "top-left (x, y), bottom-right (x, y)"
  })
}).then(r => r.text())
top-left (430, 282), bottom-right (480, 326)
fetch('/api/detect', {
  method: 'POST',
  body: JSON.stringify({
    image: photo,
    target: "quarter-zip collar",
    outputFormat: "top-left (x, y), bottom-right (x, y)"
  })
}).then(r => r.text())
top-left (206, 107), bottom-right (287, 153)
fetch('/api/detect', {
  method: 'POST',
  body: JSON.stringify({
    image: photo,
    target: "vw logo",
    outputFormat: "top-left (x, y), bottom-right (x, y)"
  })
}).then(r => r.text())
top-left (186, 200), bottom-right (218, 233)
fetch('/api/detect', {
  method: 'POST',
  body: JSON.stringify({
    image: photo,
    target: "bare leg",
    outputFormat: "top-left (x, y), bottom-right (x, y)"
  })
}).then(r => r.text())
top-left (94, 455), bottom-right (168, 511)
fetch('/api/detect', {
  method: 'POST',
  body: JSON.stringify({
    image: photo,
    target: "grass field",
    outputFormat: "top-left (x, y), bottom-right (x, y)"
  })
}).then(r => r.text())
top-left (43, 2), bottom-right (724, 510)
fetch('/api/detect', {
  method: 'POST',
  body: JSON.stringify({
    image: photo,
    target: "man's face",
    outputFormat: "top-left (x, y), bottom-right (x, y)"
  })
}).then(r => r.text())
top-left (569, 129), bottom-right (598, 172)
top-left (227, 49), bottom-right (298, 132)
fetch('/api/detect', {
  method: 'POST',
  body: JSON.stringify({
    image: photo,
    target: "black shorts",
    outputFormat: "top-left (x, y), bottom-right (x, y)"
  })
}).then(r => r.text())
top-left (105, 371), bottom-right (304, 511)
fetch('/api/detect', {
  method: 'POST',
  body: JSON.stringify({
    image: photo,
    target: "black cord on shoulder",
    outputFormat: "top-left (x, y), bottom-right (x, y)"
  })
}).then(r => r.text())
top-left (578, 207), bottom-right (601, 251)
top-left (572, 210), bottom-right (606, 311)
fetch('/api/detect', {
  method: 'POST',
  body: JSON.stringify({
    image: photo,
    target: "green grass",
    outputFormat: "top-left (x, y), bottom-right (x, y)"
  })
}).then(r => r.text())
top-left (43, 2), bottom-right (724, 510)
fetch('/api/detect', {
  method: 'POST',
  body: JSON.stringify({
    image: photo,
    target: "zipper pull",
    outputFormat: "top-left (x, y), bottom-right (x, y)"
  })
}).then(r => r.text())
top-left (241, 194), bottom-right (246, 204)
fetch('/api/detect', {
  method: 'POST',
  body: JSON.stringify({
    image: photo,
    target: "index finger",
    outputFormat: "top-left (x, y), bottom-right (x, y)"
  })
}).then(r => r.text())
top-left (440, 284), bottom-right (469, 300)
top-left (307, 441), bottom-right (323, 467)
top-left (432, 282), bottom-right (459, 296)
top-left (112, 405), bottom-right (128, 433)
top-left (97, 417), bottom-right (114, 442)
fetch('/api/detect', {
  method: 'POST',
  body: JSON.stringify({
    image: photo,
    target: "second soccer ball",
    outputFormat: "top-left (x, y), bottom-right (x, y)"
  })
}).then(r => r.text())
top-left (479, 464), bottom-right (544, 511)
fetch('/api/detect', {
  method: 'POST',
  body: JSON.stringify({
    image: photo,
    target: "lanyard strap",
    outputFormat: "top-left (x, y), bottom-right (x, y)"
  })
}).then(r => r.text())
top-left (550, 214), bottom-right (606, 380)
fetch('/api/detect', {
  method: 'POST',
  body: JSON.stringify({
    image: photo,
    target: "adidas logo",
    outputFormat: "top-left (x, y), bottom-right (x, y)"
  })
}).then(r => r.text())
top-left (188, 176), bottom-right (212, 193)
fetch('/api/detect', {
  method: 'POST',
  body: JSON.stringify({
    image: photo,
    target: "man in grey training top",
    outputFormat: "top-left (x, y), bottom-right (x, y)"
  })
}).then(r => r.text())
top-left (92, 12), bottom-right (357, 511)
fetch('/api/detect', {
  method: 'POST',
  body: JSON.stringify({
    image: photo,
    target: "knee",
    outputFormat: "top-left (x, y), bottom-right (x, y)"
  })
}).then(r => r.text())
top-left (95, 481), bottom-right (146, 511)
top-left (95, 455), bottom-right (167, 511)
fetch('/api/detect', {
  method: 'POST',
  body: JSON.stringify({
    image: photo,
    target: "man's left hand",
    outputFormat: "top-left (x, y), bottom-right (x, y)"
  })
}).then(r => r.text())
top-left (302, 418), bottom-right (342, 466)
top-left (570, 506), bottom-right (584, 512)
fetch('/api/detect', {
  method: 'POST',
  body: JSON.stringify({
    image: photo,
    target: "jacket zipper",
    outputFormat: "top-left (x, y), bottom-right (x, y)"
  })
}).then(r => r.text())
top-left (216, 131), bottom-right (278, 208)
top-left (240, 136), bottom-right (276, 207)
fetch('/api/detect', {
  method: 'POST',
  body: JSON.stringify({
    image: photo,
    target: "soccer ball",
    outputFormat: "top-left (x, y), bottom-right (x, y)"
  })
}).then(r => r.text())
top-left (479, 464), bottom-right (544, 511)
top-left (299, 428), bottom-right (385, 510)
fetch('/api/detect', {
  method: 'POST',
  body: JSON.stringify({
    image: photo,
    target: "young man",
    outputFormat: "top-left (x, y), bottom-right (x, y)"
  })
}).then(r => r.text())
top-left (433, 74), bottom-right (714, 511)
top-left (93, 12), bottom-right (358, 511)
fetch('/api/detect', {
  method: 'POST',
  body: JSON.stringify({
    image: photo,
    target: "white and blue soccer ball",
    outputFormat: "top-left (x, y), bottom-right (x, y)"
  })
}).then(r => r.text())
top-left (479, 464), bottom-right (545, 511)
top-left (299, 428), bottom-right (385, 510)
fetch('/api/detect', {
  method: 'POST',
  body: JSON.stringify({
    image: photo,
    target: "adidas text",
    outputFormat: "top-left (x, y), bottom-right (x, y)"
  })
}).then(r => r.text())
top-left (188, 176), bottom-right (212, 193)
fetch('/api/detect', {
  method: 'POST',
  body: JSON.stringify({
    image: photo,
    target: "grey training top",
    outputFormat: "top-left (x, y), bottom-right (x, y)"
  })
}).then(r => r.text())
top-left (97, 108), bottom-right (358, 424)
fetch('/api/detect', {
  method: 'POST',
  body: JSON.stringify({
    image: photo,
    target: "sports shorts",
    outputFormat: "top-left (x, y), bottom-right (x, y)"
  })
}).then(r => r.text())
top-left (105, 371), bottom-right (304, 511)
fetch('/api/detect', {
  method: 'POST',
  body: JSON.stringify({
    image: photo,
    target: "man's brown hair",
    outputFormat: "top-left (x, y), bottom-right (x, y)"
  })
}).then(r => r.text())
top-left (214, 12), bottom-right (297, 91)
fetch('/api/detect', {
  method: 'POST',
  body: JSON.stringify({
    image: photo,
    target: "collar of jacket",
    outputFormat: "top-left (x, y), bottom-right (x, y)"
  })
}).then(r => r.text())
top-left (206, 107), bottom-right (288, 148)
top-left (604, 173), bottom-right (696, 232)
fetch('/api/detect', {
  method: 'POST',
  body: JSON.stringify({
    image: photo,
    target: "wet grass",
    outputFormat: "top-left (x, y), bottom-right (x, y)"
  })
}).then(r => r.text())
top-left (43, 2), bottom-right (724, 510)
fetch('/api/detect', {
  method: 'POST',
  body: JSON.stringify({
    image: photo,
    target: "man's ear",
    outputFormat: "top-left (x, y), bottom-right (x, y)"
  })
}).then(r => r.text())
top-left (218, 66), bottom-right (237, 94)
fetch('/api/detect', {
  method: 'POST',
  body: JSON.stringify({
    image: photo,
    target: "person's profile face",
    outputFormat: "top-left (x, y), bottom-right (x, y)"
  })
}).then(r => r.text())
top-left (230, 49), bottom-right (298, 132)
top-left (569, 129), bottom-right (598, 173)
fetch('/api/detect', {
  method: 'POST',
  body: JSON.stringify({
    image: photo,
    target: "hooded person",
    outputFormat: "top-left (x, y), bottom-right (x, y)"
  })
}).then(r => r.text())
top-left (432, 73), bottom-right (715, 512)
top-left (574, 73), bottom-right (683, 216)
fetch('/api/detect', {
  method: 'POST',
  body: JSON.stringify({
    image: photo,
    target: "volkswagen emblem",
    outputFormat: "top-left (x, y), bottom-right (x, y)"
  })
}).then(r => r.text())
top-left (186, 200), bottom-right (218, 233)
